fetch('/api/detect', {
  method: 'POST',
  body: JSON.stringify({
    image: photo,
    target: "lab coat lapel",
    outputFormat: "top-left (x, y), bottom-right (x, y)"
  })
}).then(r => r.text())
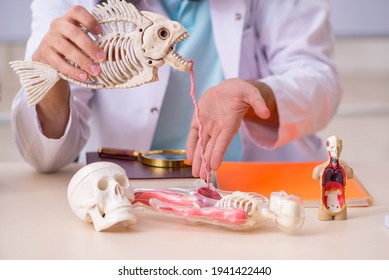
top-left (209, 0), bottom-right (246, 78)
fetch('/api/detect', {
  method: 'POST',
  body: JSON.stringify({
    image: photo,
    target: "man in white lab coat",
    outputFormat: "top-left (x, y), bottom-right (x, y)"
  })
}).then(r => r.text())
top-left (11, 0), bottom-right (341, 180)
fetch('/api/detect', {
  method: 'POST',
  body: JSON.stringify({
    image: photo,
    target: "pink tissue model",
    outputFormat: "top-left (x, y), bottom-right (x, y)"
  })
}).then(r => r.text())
top-left (312, 136), bottom-right (353, 221)
top-left (133, 179), bottom-right (305, 233)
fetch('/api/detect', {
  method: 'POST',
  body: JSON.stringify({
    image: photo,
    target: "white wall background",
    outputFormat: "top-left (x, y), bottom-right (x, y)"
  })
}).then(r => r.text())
top-left (0, 0), bottom-right (32, 42)
top-left (0, 0), bottom-right (389, 42)
top-left (329, 0), bottom-right (389, 37)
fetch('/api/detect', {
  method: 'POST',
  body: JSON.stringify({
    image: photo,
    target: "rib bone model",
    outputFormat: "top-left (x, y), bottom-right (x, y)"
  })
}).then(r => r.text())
top-left (9, 0), bottom-right (192, 106)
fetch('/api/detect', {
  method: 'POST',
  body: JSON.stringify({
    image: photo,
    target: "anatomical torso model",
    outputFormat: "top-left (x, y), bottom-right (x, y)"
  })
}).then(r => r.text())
top-left (312, 136), bottom-right (353, 221)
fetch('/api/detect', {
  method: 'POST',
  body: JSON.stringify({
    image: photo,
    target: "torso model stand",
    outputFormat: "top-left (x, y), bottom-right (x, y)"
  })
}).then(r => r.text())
top-left (312, 136), bottom-right (353, 220)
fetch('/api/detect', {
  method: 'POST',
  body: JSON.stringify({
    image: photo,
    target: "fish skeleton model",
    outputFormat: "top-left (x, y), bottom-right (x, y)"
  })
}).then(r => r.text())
top-left (9, 0), bottom-right (192, 106)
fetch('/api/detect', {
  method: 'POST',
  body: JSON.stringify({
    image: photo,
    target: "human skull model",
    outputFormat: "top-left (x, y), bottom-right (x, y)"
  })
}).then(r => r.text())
top-left (326, 135), bottom-right (343, 159)
top-left (68, 162), bottom-right (137, 231)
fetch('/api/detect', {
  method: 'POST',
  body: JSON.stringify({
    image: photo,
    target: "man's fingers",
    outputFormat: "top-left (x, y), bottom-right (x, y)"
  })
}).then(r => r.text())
top-left (244, 81), bottom-right (271, 119)
top-left (66, 5), bottom-right (102, 35)
top-left (60, 6), bottom-right (105, 64)
top-left (251, 95), bottom-right (270, 119)
top-left (60, 22), bottom-right (105, 64)
top-left (44, 48), bottom-right (89, 82)
top-left (186, 128), bottom-right (199, 164)
top-left (191, 133), bottom-right (212, 180)
top-left (200, 136), bottom-right (217, 180)
top-left (210, 132), bottom-right (233, 171)
top-left (191, 140), bottom-right (202, 178)
top-left (51, 37), bottom-right (100, 79)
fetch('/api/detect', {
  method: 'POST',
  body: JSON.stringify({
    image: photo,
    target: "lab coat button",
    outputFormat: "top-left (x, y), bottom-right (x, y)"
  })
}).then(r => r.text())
top-left (235, 13), bottom-right (242, 20)
top-left (150, 107), bottom-right (159, 114)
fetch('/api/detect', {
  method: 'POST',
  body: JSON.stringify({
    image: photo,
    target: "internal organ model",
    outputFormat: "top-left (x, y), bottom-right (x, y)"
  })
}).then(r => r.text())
top-left (10, 0), bottom-right (192, 106)
top-left (133, 180), bottom-right (305, 233)
top-left (312, 136), bottom-right (353, 220)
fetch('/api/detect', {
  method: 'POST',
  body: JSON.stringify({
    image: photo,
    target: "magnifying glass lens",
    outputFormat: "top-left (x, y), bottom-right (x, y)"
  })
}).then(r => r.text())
top-left (142, 150), bottom-right (188, 167)
top-left (146, 152), bottom-right (186, 161)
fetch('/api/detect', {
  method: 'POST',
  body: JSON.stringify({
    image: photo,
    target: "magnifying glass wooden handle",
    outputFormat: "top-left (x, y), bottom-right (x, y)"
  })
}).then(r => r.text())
top-left (98, 147), bottom-right (141, 159)
top-left (97, 147), bottom-right (190, 168)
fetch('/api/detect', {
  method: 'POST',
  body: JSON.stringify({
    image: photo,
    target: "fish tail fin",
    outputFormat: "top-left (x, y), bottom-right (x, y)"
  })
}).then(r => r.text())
top-left (9, 60), bottom-right (60, 106)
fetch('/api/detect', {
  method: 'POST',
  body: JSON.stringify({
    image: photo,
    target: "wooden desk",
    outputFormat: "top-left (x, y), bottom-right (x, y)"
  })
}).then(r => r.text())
top-left (1, 162), bottom-right (388, 260)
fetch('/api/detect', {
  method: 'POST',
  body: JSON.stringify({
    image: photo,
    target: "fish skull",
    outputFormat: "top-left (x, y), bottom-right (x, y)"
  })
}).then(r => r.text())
top-left (141, 11), bottom-right (192, 72)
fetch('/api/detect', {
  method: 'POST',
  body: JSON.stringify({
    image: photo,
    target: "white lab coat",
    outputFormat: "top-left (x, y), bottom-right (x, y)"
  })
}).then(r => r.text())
top-left (11, 0), bottom-right (341, 172)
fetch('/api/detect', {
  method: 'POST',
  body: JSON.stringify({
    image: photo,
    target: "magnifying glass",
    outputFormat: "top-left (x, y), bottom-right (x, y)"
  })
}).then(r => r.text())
top-left (97, 147), bottom-right (190, 168)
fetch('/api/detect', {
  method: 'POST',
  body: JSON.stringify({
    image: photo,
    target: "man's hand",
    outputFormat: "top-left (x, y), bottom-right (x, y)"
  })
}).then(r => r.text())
top-left (33, 5), bottom-right (105, 138)
top-left (186, 78), bottom-right (272, 180)
top-left (32, 5), bottom-right (105, 82)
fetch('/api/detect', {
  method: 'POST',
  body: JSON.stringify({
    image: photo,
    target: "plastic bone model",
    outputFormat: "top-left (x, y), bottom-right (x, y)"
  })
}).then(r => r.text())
top-left (133, 180), bottom-right (305, 233)
top-left (68, 161), bottom-right (137, 231)
top-left (312, 135), bottom-right (353, 221)
top-left (9, 0), bottom-right (192, 106)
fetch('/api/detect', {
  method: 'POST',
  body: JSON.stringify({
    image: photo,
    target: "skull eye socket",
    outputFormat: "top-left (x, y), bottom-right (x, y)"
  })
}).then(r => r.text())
top-left (97, 178), bottom-right (108, 191)
top-left (158, 28), bottom-right (169, 39)
top-left (115, 174), bottom-right (128, 187)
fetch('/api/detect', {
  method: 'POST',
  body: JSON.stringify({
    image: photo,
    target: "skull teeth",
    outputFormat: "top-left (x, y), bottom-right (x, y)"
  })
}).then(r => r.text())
top-left (170, 50), bottom-right (183, 60)
top-left (104, 204), bottom-right (132, 217)
top-left (173, 32), bottom-right (189, 45)
top-left (169, 50), bottom-right (190, 66)
top-left (168, 32), bottom-right (190, 66)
